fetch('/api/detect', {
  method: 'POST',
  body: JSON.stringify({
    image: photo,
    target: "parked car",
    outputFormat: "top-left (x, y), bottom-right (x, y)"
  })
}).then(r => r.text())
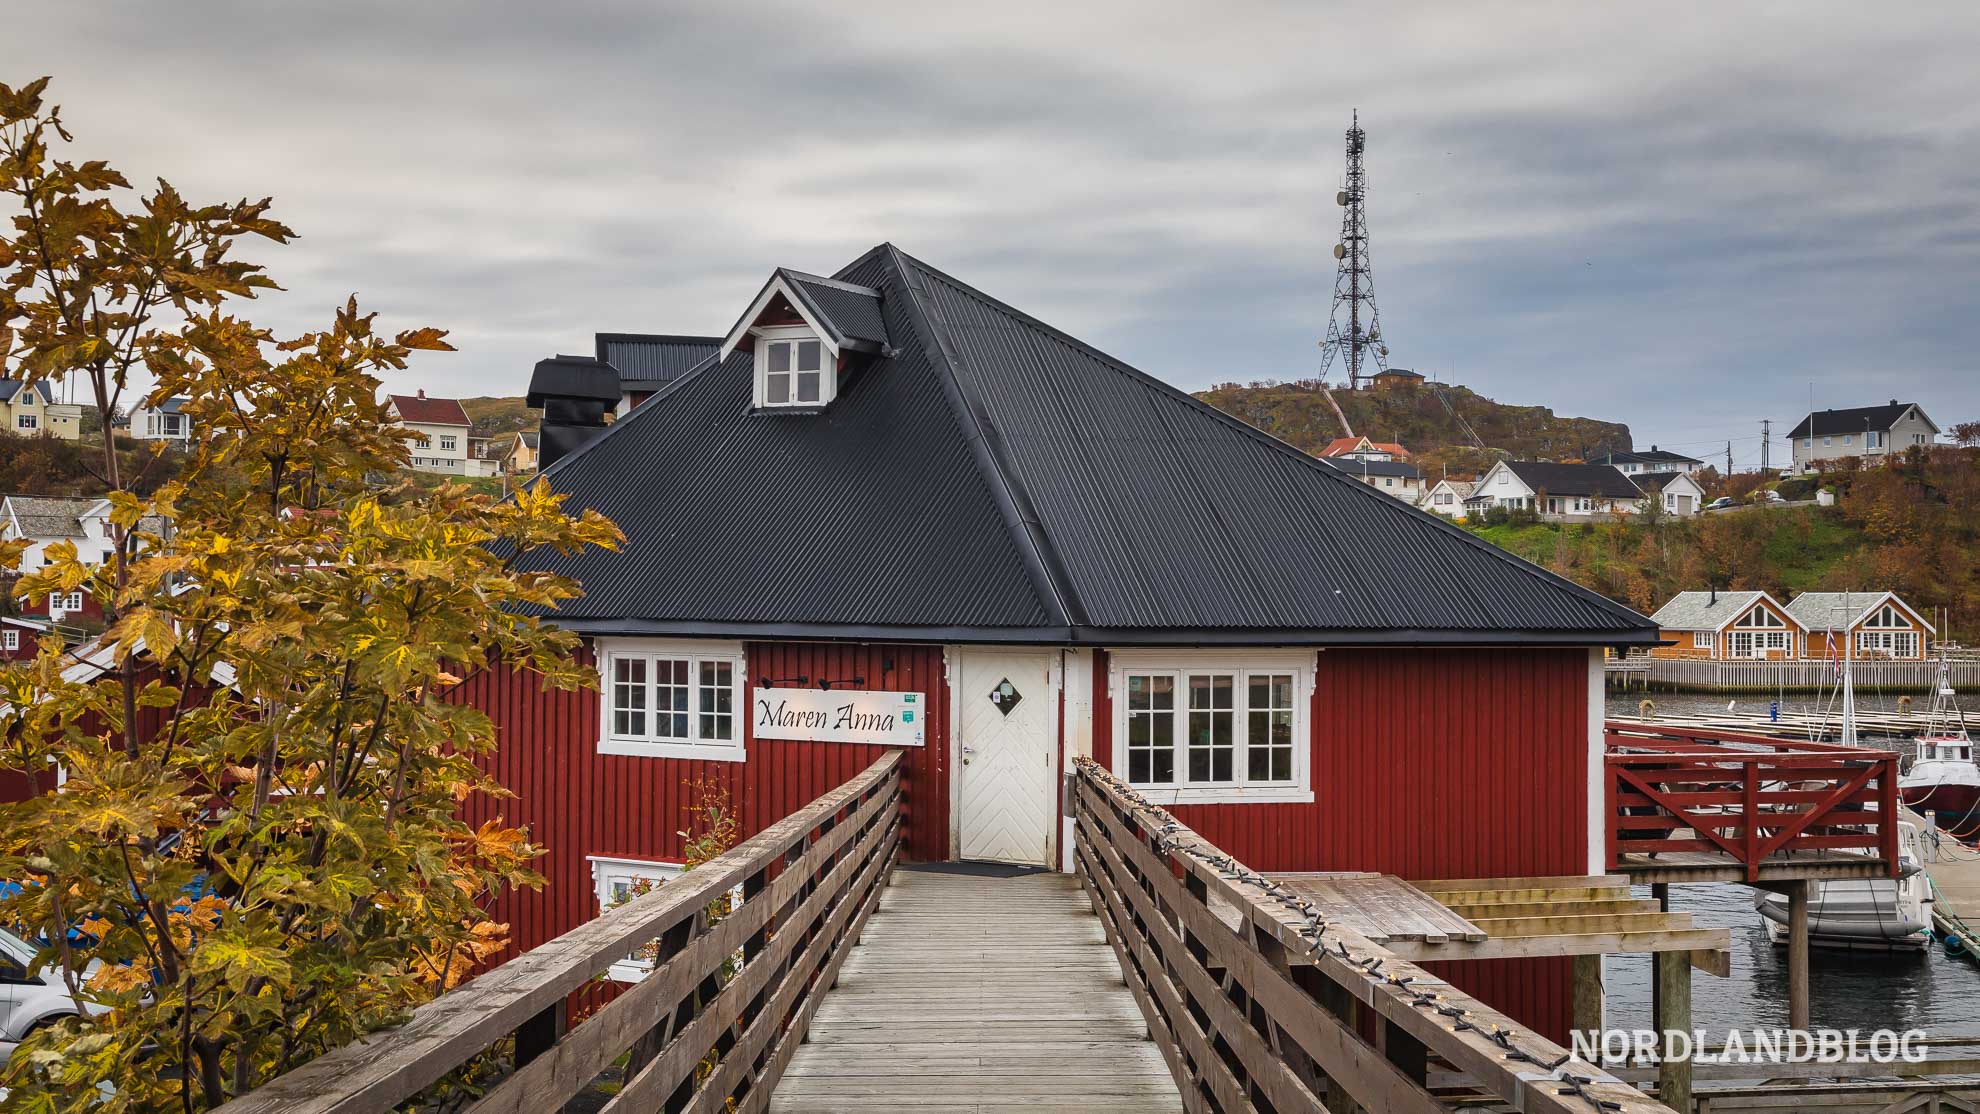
top-left (1706, 496), bottom-right (1738, 510)
top-left (0, 925), bottom-right (104, 1063)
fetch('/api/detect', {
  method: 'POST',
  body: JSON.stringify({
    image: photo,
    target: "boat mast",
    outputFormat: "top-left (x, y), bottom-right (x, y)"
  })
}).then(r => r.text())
top-left (1840, 593), bottom-right (1857, 748)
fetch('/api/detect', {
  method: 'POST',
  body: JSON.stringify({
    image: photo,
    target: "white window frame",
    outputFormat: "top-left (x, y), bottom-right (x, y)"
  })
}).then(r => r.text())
top-left (50, 591), bottom-right (84, 616)
top-left (438, 435), bottom-right (457, 452)
top-left (588, 855), bottom-right (683, 982)
top-left (1729, 630), bottom-right (1789, 659)
top-left (752, 325), bottom-right (836, 410)
top-left (1857, 629), bottom-right (1917, 658)
top-left (16, 414), bottom-right (35, 431)
top-left (597, 638), bottom-right (747, 761)
top-left (2, 630), bottom-right (17, 651)
top-left (1109, 649), bottom-right (1315, 805)
top-left (1692, 631), bottom-right (1713, 650)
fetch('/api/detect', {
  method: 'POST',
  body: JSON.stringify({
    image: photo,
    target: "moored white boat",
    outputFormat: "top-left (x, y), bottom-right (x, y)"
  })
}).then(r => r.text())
top-left (1754, 818), bottom-right (1933, 949)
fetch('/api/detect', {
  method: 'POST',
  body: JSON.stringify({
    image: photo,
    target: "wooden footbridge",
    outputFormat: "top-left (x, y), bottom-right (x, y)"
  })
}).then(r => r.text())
top-left (219, 750), bottom-right (1688, 1114)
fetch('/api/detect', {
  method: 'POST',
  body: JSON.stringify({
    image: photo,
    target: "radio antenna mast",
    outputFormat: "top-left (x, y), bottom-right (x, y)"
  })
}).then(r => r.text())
top-left (1318, 111), bottom-right (1391, 391)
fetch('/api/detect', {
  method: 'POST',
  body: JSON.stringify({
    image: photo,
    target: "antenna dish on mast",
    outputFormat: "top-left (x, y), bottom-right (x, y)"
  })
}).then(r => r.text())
top-left (1316, 115), bottom-right (1395, 390)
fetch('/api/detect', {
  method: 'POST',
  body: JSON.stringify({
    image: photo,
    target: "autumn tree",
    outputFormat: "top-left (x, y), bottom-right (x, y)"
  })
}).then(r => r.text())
top-left (0, 76), bottom-right (621, 1110)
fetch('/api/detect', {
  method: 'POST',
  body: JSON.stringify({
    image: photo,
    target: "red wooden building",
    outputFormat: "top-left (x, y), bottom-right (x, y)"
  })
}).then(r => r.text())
top-left (471, 244), bottom-right (1659, 1038)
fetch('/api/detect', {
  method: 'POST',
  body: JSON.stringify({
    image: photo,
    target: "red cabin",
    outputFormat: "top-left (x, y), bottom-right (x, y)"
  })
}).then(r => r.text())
top-left (467, 244), bottom-right (1660, 1038)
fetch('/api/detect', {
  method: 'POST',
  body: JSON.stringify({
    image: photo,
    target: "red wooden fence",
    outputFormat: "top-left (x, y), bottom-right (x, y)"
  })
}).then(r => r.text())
top-left (1604, 725), bottom-right (1901, 881)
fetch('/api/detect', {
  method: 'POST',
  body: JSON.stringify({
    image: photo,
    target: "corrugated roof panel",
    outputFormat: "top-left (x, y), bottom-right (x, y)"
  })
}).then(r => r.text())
top-left (520, 281), bottom-right (1054, 631)
top-left (522, 244), bottom-right (1656, 643)
top-left (595, 334), bottom-right (722, 386)
top-left (896, 249), bottom-right (1650, 635)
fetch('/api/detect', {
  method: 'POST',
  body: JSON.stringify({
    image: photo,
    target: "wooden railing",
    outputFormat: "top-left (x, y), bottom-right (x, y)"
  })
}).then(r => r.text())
top-left (216, 750), bottom-right (902, 1114)
top-left (1070, 758), bottom-right (1674, 1114)
top-left (1605, 726), bottom-right (1901, 881)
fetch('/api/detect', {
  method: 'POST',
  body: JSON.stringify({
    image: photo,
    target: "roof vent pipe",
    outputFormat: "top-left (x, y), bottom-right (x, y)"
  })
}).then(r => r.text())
top-left (1709, 585), bottom-right (1717, 606)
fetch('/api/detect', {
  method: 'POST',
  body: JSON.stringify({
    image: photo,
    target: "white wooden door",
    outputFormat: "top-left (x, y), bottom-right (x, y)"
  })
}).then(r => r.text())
top-left (956, 650), bottom-right (1057, 866)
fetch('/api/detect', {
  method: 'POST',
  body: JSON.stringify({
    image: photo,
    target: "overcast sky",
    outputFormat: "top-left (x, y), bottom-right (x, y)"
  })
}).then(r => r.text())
top-left (7, 2), bottom-right (1978, 466)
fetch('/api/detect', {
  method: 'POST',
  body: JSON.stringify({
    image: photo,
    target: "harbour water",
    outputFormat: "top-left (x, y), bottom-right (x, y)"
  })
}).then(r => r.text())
top-left (1601, 690), bottom-right (1980, 1039)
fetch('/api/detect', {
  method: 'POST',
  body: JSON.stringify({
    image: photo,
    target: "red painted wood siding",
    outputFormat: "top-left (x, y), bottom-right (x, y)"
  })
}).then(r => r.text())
top-left (1092, 646), bottom-right (1591, 1040)
top-left (457, 640), bottom-right (950, 961)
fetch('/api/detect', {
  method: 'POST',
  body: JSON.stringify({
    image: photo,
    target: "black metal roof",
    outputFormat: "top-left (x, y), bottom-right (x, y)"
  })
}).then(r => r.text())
top-left (1503, 461), bottom-right (1645, 500)
top-left (1787, 401), bottom-right (1926, 439)
top-left (594, 334), bottom-right (722, 390)
top-left (524, 245), bottom-right (1656, 646)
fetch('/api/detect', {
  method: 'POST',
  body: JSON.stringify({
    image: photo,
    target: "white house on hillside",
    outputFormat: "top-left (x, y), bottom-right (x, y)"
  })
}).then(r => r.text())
top-left (129, 397), bottom-right (194, 442)
top-left (385, 392), bottom-right (500, 477)
top-left (1419, 478), bottom-right (1474, 518)
top-left (1788, 401), bottom-right (1938, 474)
top-left (1318, 456), bottom-right (1422, 503)
top-left (1593, 446), bottom-right (1706, 476)
top-left (1629, 471), bottom-right (1707, 517)
top-left (1470, 461), bottom-right (1638, 521)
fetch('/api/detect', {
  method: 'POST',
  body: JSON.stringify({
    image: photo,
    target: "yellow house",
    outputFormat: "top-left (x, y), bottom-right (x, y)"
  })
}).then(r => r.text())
top-left (0, 380), bottom-right (82, 441)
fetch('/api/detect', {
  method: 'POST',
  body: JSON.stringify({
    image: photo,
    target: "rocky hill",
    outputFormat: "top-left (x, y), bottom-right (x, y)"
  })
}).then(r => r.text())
top-left (1194, 379), bottom-right (1633, 479)
top-left (459, 396), bottom-right (537, 438)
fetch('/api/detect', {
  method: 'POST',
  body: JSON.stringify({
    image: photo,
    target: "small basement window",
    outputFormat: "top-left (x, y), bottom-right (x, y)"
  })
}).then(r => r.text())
top-left (588, 856), bottom-right (682, 982)
top-left (1110, 650), bottom-right (1314, 805)
top-left (598, 638), bottom-right (746, 761)
top-left (754, 325), bottom-right (835, 409)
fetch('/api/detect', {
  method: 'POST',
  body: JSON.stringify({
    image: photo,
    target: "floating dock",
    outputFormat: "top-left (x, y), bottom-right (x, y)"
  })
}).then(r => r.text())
top-left (1928, 827), bottom-right (1980, 961)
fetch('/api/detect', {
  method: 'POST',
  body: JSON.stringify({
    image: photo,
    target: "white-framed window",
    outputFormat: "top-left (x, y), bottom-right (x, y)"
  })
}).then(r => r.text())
top-left (1857, 630), bottom-right (1918, 658)
top-left (1692, 631), bottom-right (1713, 650)
top-left (415, 436), bottom-right (431, 450)
top-left (588, 855), bottom-right (683, 982)
top-left (1729, 631), bottom-right (1790, 658)
top-left (1664, 493), bottom-right (1675, 508)
top-left (1823, 436), bottom-right (1832, 447)
top-left (753, 326), bottom-right (834, 409)
top-left (1736, 605), bottom-right (1785, 628)
top-left (1864, 603), bottom-right (1908, 629)
top-left (1496, 472), bottom-right (1508, 485)
top-left (597, 638), bottom-right (746, 761)
top-left (16, 415), bottom-right (35, 431)
top-left (1111, 650), bottom-right (1314, 805)
top-left (2, 630), bottom-right (17, 651)
top-left (1434, 493), bottom-right (1452, 505)
top-left (50, 591), bottom-right (83, 617)
top-left (439, 435), bottom-right (457, 452)
top-left (1843, 434), bottom-right (1853, 445)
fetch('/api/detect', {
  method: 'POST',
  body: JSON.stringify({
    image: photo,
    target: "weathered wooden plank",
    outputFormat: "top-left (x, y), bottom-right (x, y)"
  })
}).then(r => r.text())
top-left (1078, 815), bottom-right (1441, 1114)
top-left (466, 784), bottom-right (898, 1114)
top-left (214, 751), bottom-right (903, 1114)
top-left (769, 868), bottom-right (1183, 1113)
top-left (1073, 762), bottom-right (1678, 1114)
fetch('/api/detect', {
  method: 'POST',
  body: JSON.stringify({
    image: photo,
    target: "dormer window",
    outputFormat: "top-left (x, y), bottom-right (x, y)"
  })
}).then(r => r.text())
top-left (755, 326), bottom-right (832, 408)
top-left (721, 268), bottom-right (888, 414)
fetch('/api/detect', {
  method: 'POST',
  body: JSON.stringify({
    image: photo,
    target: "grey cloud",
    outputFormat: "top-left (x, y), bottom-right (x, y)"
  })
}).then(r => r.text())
top-left (3, 0), bottom-right (1977, 462)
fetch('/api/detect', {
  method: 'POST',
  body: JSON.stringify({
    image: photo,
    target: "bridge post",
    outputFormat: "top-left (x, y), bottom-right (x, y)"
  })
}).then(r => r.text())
top-left (1571, 953), bottom-right (1603, 1036)
top-left (1653, 949), bottom-right (1692, 1113)
top-left (1787, 881), bottom-right (1811, 1032)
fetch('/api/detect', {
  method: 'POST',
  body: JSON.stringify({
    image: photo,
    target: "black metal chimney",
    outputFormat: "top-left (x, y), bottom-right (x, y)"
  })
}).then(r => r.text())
top-left (527, 355), bottom-right (621, 470)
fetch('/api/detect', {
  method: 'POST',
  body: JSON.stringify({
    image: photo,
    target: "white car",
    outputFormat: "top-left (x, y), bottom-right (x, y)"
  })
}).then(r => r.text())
top-left (0, 927), bottom-right (103, 1063)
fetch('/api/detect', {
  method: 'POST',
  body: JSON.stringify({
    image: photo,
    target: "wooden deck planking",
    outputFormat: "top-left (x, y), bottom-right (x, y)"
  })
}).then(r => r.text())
top-left (1267, 872), bottom-right (1487, 942)
top-left (770, 866), bottom-right (1184, 1113)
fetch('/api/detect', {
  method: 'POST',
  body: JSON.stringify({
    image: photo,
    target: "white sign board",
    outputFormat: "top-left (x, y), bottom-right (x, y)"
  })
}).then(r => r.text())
top-left (751, 687), bottom-right (926, 747)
